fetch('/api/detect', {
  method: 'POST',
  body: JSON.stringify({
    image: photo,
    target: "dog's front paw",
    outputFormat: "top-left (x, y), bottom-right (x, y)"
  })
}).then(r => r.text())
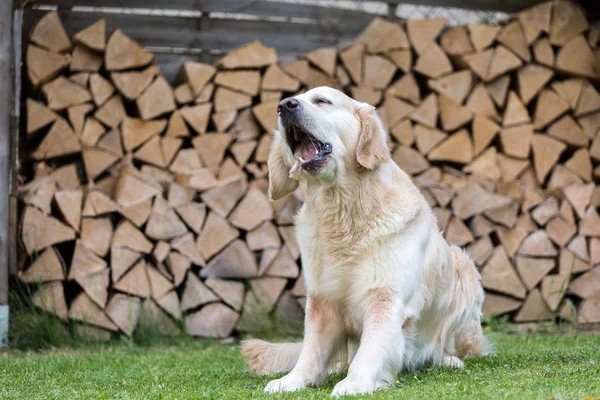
top-left (331, 377), bottom-right (386, 397)
top-left (442, 355), bottom-right (464, 369)
top-left (264, 374), bottom-right (307, 393)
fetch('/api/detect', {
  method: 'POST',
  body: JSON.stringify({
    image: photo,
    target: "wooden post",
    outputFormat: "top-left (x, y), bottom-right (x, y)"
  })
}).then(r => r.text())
top-left (0, 0), bottom-right (13, 347)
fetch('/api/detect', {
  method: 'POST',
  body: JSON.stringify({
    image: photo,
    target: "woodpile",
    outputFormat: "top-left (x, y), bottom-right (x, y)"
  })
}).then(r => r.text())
top-left (19, 2), bottom-right (600, 339)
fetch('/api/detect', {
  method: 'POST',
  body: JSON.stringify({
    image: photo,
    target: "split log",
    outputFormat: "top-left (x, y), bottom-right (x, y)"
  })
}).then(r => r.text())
top-left (21, 207), bottom-right (76, 255)
top-left (517, 64), bottom-right (553, 105)
top-left (68, 102), bottom-right (94, 136)
top-left (205, 279), bottom-right (244, 311)
top-left (181, 272), bottom-right (218, 311)
top-left (407, 18), bottom-right (446, 55)
top-left (229, 188), bottom-right (274, 231)
top-left (556, 35), bottom-right (598, 79)
top-left (486, 75), bottom-right (511, 108)
top-left (113, 260), bottom-right (150, 297)
top-left (200, 178), bottom-right (246, 219)
top-left (531, 134), bottom-right (567, 184)
top-left (392, 146), bottom-right (429, 176)
top-left (440, 26), bottom-right (473, 56)
top-left (76, 269), bottom-right (109, 308)
top-left (69, 240), bottom-right (107, 280)
top-left (180, 104), bottom-right (212, 134)
top-left (428, 129), bottom-right (472, 164)
top-left (156, 290), bottom-right (182, 320)
top-left (466, 235), bottom-right (494, 267)
top-left (30, 11), bottom-right (71, 53)
top-left (140, 299), bottom-right (180, 336)
top-left (32, 282), bottom-right (68, 321)
top-left (386, 49), bottom-right (412, 73)
top-left (515, 256), bottom-right (554, 290)
top-left (111, 246), bottom-right (141, 283)
top-left (452, 184), bottom-right (511, 220)
top-left (105, 29), bottom-right (153, 71)
top-left (481, 247), bottom-right (527, 299)
top-left (466, 24), bottom-right (499, 52)
top-left (105, 294), bottom-right (141, 336)
top-left (217, 41), bottom-right (277, 69)
top-left (27, 45), bottom-right (70, 87)
top-left (186, 303), bottom-right (239, 338)
top-left (212, 111), bottom-right (237, 133)
top-left (569, 267), bottom-right (600, 299)
top-left (175, 169), bottom-right (218, 191)
top-left (482, 293), bottom-right (522, 316)
top-left (410, 94), bottom-right (438, 128)
top-left (145, 196), bottom-right (188, 240)
top-left (112, 220), bottom-right (153, 254)
top-left (533, 89), bottom-right (570, 129)
top-left (518, 230), bottom-right (557, 257)
top-left (563, 183), bottom-right (594, 218)
top-left (19, 247), bottom-right (65, 283)
top-left (111, 64), bottom-right (159, 100)
top-left (27, 98), bottom-right (58, 135)
top-left (548, 115), bottom-right (588, 146)
top-left (174, 83), bottom-right (193, 105)
top-left (487, 46), bottom-right (523, 82)
top-left (95, 95), bottom-right (126, 129)
top-left (197, 212), bottom-right (239, 260)
top-left (120, 198), bottom-right (152, 228)
top-left (175, 202), bottom-right (206, 235)
top-left (80, 217), bottom-right (112, 257)
top-left (541, 274), bottom-right (570, 311)
top-left (32, 118), bottom-right (81, 161)
top-left (497, 21), bottom-right (530, 62)
top-left (413, 42), bottom-right (452, 78)
top-left (137, 76), bottom-right (176, 120)
top-left (514, 289), bottom-right (552, 322)
top-left (532, 38), bottom-right (554, 67)
top-left (71, 45), bottom-right (102, 72)
top-left (114, 164), bottom-right (160, 209)
top-left (69, 292), bottom-right (118, 331)
top-left (363, 55), bottom-right (396, 89)
top-left (192, 133), bottom-right (233, 172)
top-left (201, 240), bottom-right (257, 278)
top-left (438, 95), bottom-right (472, 131)
top-left (73, 18), bottom-right (105, 51)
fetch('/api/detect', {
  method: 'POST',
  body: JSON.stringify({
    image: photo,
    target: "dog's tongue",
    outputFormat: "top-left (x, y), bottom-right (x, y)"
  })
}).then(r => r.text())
top-left (301, 141), bottom-right (318, 161)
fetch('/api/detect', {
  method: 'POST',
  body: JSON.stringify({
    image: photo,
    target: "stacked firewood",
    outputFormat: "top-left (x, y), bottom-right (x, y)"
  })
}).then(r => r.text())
top-left (20, 1), bottom-right (600, 339)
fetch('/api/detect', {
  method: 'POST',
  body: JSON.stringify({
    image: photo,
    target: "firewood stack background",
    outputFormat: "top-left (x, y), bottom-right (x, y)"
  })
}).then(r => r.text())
top-left (19, 1), bottom-right (600, 340)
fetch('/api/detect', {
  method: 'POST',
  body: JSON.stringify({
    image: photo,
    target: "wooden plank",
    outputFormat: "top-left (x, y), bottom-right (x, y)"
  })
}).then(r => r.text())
top-left (27, 0), bottom-right (380, 22)
top-left (0, 0), bottom-right (11, 304)
top-left (22, 10), bottom-right (366, 62)
top-left (28, 0), bottom-right (546, 13)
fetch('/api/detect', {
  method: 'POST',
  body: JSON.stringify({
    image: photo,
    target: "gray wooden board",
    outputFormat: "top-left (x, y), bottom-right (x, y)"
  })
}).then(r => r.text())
top-left (27, 0), bottom-right (382, 21)
top-left (23, 9), bottom-right (368, 63)
top-left (27, 0), bottom-right (547, 13)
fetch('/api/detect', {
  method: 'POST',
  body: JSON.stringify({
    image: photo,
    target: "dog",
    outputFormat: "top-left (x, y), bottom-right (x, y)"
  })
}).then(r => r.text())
top-left (241, 87), bottom-right (490, 397)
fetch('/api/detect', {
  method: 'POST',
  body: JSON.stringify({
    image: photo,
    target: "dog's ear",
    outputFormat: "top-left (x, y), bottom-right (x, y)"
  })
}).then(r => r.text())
top-left (355, 103), bottom-right (390, 169)
top-left (268, 131), bottom-right (300, 201)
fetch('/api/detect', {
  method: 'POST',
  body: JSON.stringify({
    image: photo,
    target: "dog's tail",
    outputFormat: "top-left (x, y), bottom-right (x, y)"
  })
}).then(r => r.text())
top-left (449, 245), bottom-right (494, 357)
top-left (240, 339), bottom-right (302, 376)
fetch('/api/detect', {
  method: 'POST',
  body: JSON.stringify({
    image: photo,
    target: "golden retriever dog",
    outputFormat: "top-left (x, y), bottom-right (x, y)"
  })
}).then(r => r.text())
top-left (241, 87), bottom-right (490, 397)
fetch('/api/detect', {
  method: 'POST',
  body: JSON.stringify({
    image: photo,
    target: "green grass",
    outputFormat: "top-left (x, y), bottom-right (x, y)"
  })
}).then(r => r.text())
top-left (1, 332), bottom-right (599, 399)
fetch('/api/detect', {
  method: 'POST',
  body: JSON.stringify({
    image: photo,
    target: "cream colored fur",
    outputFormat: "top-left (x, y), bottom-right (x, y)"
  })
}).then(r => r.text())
top-left (241, 87), bottom-right (490, 397)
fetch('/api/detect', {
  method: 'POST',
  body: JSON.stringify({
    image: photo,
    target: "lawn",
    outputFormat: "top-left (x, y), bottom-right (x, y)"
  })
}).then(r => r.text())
top-left (0, 332), bottom-right (599, 399)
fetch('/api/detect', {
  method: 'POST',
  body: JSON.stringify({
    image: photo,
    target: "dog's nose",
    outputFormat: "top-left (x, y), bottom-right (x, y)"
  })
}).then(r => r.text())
top-left (278, 97), bottom-right (299, 114)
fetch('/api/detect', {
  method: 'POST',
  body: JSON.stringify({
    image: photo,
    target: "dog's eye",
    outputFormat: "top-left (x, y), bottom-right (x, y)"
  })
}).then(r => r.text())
top-left (313, 97), bottom-right (332, 106)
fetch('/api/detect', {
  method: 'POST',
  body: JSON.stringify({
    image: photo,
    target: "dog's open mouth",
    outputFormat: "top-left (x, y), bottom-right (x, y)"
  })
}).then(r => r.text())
top-left (286, 125), bottom-right (332, 177)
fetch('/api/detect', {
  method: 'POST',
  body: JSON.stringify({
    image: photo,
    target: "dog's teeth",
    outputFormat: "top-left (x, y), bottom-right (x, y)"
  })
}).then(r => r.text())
top-left (299, 157), bottom-right (305, 163)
